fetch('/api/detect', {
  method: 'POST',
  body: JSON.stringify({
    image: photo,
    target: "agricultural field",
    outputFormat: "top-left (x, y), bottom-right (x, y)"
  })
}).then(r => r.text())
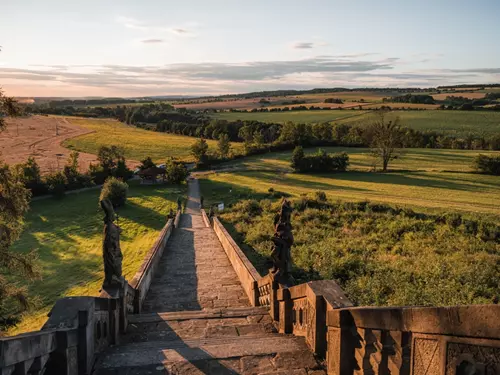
top-left (8, 181), bottom-right (185, 335)
top-left (199, 147), bottom-right (500, 216)
top-left (214, 110), bottom-right (369, 124)
top-left (0, 116), bottom-right (99, 173)
top-left (214, 110), bottom-right (500, 136)
top-left (62, 117), bottom-right (243, 163)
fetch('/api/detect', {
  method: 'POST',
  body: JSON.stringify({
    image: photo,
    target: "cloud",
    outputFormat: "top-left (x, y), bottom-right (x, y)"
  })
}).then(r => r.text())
top-left (292, 42), bottom-right (315, 49)
top-left (115, 16), bottom-right (147, 31)
top-left (141, 39), bottom-right (165, 44)
top-left (2, 55), bottom-right (499, 96)
top-left (171, 28), bottom-right (188, 35)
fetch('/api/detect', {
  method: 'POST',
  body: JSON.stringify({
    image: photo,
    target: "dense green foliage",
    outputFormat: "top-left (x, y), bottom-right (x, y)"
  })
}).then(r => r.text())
top-left (474, 154), bottom-right (500, 175)
top-left (99, 177), bottom-right (128, 208)
top-left (219, 197), bottom-right (500, 306)
top-left (291, 147), bottom-right (349, 173)
top-left (384, 94), bottom-right (435, 104)
top-left (191, 138), bottom-right (209, 167)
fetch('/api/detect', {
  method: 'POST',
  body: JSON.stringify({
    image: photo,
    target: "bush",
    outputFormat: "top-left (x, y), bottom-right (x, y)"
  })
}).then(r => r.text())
top-left (100, 177), bottom-right (128, 208)
top-left (165, 159), bottom-right (189, 184)
top-left (291, 148), bottom-right (349, 173)
top-left (89, 163), bottom-right (108, 185)
top-left (45, 171), bottom-right (67, 197)
top-left (315, 191), bottom-right (327, 202)
top-left (114, 159), bottom-right (134, 181)
top-left (473, 154), bottom-right (500, 175)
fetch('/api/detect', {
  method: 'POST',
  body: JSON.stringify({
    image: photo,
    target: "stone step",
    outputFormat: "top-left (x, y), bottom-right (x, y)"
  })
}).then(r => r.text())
top-left (129, 307), bottom-right (270, 324)
top-left (93, 335), bottom-right (324, 374)
top-left (124, 308), bottom-right (276, 344)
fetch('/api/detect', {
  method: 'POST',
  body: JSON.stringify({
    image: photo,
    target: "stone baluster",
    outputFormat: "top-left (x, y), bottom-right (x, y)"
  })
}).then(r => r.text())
top-left (386, 331), bottom-right (411, 375)
top-left (278, 288), bottom-right (293, 334)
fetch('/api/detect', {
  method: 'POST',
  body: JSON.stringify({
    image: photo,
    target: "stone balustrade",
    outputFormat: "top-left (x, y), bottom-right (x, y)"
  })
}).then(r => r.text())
top-left (0, 211), bottom-right (180, 374)
top-left (212, 217), bottom-right (500, 375)
top-left (326, 305), bottom-right (500, 375)
top-left (128, 217), bottom-right (175, 313)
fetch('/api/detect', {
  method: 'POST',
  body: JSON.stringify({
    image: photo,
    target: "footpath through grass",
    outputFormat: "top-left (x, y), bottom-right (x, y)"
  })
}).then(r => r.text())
top-left (62, 117), bottom-right (243, 163)
top-left (8, 181), bottom-right (185, 335)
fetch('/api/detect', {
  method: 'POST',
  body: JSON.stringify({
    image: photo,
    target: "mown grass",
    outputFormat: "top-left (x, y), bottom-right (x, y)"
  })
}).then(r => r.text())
top-left (214, 110), bottom-right (500, 136)
top-left (199, 147), bottom-right (500, 216)
top-left (216, 198), bottom-right (500, 307)
top-left (8, 181), bottom-right (186, 335)
top-left (62, 117), bottom-right (243, 163)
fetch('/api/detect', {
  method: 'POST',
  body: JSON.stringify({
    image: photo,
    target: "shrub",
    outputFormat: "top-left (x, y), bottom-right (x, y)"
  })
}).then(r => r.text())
top-left (291, 148), bottom-right (349, 173)
top-left (473, 154), bottom-right (500, 175)
top-left (100, 177), bottom-right (128, 208)
top-left (14, 157), bottom-right (48, 196)
top-left (88, 163), bottom-right (108, 185)
top-left (315, 191), bottom-right (327, 202)
top-left (139, 156), bottom-right (156, 170)
top-left (114, 159), bottom-right (134, 181)
top-left (165, 159), bottom-right (188, 184)
top-left (45, 171), bottom-right (67, 197)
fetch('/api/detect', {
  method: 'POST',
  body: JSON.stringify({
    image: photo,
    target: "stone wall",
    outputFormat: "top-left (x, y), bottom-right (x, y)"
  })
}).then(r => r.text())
top-left (212, 218), bottom-right (500, 375)
top-left (128, 217), bottom-right (175, 313)
top-left (326, 305), bottom-right (500, 375)
top-left (0, 211), bottom-right (180, 374)
top-left (212, 217), bottom-right (261, 306)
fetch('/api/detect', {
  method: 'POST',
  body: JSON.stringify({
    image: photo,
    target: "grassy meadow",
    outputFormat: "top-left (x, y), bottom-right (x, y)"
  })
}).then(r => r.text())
top-left (8, 181), bottom-right (185, 335)
top-left (62, 117), bottom-right (243, 163)
top-left (214, 110), bottom-right (500, 136)
top-left (199, 147), bottom-right (500, 216)
top-left (199, 146), bottom-right (500, 307)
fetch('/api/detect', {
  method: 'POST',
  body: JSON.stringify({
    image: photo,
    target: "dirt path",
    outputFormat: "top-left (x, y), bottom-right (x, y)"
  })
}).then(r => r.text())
top-left (0, 115), bottom-right (99, 173)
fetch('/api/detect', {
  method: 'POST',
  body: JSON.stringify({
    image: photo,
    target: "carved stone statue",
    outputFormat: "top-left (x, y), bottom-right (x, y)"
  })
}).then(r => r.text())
top-left (101, 198), bottom-right (124, 289)
top-left (270, 199), bottom-right (294, 283)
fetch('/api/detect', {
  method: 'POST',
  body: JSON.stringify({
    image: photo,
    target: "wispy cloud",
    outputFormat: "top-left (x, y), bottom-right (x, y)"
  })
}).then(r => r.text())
top-left (115, 16), bottom-right (147, 31)
top-left (3, 55), bottom-right (499, 96)
top-left (292, 42), bottom-right (315, 49)
top-left (115, 15), bottom-right (198, 39)
top-left (141, 39), bottom-right (165, 44)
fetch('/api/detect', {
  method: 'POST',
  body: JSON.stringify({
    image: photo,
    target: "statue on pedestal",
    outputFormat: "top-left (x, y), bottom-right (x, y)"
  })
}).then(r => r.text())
top-left (101, 198), bottom-right (124, 289)
top-left (270, 199), bottom-right (294, 284)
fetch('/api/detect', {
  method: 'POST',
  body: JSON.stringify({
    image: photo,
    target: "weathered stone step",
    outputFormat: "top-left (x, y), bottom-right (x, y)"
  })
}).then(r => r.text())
top-left (129, 307), bottom-right (270, 323)
top-left (94, 336), bottom-right (323, 374)
top-left (124, 307), bottom-right (275, 344)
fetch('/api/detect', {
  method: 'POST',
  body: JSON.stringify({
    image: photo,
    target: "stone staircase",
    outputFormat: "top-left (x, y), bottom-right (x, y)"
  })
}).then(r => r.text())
top-left (93, 307), bottom-right (324, 374)
top-left (92, 180), bottom-right (326, 374)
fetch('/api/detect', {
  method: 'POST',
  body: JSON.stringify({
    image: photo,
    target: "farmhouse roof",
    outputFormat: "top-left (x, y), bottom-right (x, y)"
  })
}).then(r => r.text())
top-left (137, 166), bottom-right (166, 177)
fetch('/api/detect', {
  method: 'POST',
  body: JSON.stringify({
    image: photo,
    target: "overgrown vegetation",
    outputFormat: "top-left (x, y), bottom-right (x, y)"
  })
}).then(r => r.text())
top-left (474, 154), bottom-right (500, 175)
top-left (291, 146), bottom-right (349, 173)
top-left (219, 196), bottom-right (500, 307)
top-left (100, 177), bottom-right (128, 208)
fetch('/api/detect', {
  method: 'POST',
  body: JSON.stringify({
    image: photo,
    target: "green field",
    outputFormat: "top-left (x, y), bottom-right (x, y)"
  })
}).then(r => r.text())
top-left (62, 117), bottom-right (243, 163)
top-left (199, 147), bottom-right (500, 306)
top-left (9, 181), bottom-right (185, 335)
top-left (214, 110), bottom-right (500, 136)
top-left (199, 147), bottom-right (500, 216)
top-left (214, 110), bottom-right (369, 124)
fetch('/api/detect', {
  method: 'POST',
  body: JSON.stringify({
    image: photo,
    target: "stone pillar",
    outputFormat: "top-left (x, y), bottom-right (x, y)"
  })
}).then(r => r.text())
top-left (269, 276), bottom-right (280, 322)
top-left (278, 288), bottom-right (293, 334)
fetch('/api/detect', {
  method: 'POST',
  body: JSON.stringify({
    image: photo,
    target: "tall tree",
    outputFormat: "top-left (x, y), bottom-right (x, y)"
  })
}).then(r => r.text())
top-left (190, 138), bottom-right (209, 165)
top-left (217, 133), bottom-right (231, 159)
top-left (368, 111), bottom-right (404, 172)
top-left (0, 90), bottom-right (39, 334)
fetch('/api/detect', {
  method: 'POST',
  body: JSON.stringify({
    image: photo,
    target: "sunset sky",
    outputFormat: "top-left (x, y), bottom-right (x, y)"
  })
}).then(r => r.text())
top-left (1, 0), bottom-right (499, 97)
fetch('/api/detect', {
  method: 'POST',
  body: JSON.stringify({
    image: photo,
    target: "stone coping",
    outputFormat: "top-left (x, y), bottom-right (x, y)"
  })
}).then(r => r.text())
top-left (200, 208), bottom-right (211, 227)
top-left (278, 280), bottom-right (353, 310)
top-left (212, 217), bottom-right (261, 305)
top-left (327, 304), bottom-right (500, 339)
top-left (129, 217), bottom-right (175, 290)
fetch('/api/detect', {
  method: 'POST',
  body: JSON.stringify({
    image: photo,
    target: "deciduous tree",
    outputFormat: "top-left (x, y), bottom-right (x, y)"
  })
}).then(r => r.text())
top-left (368, 111), bottom-right (404, 172)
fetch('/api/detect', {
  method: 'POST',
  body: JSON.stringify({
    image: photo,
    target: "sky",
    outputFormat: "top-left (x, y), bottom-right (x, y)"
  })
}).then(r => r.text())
top-left (0, 0), bottom-right (499, 97)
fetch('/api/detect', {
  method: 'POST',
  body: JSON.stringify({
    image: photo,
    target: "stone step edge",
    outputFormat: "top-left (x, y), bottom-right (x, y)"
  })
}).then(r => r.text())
top-left (129, 307), bottom-right (269, 323)
top-left (109, 333), bottom-right (301, 352)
